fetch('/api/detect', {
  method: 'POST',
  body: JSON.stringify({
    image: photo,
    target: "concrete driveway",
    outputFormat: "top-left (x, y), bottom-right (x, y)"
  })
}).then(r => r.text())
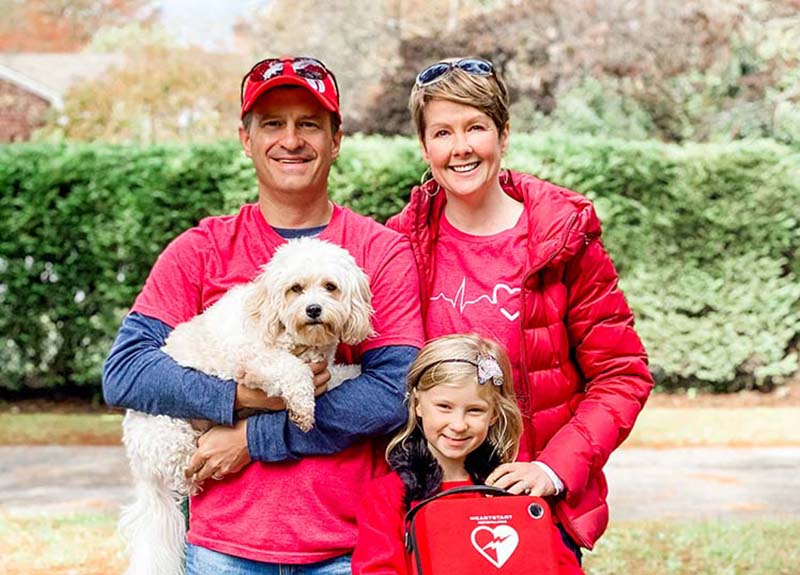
top-left (1, 445), bottom-right (799, 520)
top-left (604, 447), bottom-right (800, 521)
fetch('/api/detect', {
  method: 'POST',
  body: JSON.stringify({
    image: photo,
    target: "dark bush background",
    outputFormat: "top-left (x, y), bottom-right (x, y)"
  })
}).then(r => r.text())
top-left (1, 135), bottom-right (797, 395)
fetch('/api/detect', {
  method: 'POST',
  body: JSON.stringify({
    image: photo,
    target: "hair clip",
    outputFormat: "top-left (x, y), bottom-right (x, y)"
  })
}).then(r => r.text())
top-left (476, 353), bottom-right (504, 386)
top-left (414, 353), bottom-right (504, 387)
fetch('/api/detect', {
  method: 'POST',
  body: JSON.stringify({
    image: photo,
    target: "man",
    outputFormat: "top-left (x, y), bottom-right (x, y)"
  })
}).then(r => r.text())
top-left (103, 56), bottom-right (424, 573)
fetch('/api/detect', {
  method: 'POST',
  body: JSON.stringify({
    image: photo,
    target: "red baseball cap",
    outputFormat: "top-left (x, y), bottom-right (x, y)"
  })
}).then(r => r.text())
top-left (240, 57), bottom-right (340, 122)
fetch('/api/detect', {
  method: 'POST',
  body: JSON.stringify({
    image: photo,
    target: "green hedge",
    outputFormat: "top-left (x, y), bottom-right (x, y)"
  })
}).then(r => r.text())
top-left (506, 136), bottom-right (800, 389)
top-left (1, 135), bottom-right (798, 393)
top-left (0, 143), bottom-right (243, 389)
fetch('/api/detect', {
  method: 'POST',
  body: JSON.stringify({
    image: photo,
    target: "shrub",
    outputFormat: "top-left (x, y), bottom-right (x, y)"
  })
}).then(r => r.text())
top-left (506, 135), bottom-right (800, 391)
top-left (0, 135), bottom-right (797, 393)
top-left (329, 134), bottom-right (424, 222)
top-left (0, 143), bottom-right (244, 390)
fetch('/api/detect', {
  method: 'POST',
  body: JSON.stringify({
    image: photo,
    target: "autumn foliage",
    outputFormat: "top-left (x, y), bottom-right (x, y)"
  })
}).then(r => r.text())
top-left (2, 0), bottom-right (798, 143)
top-left (49, 45), bottom-right (243, 143)
top-left (0, 0), bottom-right (152, 52)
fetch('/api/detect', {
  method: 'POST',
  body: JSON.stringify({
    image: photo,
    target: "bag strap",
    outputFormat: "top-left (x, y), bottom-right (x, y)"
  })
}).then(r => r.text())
top-left (403, 485), bottom-right (512, 575)
top-left (403, 485), bottom-right (510, 536)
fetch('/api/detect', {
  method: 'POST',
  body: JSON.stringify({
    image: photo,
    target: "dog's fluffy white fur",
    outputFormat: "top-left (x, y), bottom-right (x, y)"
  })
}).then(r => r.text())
top-left (120, 237), bottom-right (373, 575)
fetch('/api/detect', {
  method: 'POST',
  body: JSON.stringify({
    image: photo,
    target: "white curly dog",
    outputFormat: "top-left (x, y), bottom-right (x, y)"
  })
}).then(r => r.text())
top-left (119, 237), bottom-right (373, 575)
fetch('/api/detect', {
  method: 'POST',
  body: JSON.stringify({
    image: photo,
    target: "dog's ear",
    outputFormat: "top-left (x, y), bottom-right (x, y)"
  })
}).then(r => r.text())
top-left (263, 287), bottom-right (284, 343)
top-left (245, 267), bottom-right (283, 344)
top-left (342, 268), bottom-right (375, 344)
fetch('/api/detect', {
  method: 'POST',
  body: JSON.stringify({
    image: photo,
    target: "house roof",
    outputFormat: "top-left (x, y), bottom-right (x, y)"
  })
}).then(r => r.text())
top-left (0, 52), bottom-right (125, 109)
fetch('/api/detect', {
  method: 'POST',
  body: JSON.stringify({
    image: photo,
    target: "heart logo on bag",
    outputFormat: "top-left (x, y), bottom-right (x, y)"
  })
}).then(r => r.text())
top-left (470, 524), bottom-right (519, 568)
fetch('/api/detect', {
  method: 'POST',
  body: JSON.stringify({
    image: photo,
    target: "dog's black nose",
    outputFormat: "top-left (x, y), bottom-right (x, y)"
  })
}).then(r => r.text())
top-left (305, 304), bottom-right (322, 319)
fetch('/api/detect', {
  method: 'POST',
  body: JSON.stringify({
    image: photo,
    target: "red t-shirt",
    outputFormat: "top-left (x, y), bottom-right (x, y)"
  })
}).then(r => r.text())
top-left (424, 213), bottom-right (531, 459)
top-left (132, 203), bottom-right (424, 563)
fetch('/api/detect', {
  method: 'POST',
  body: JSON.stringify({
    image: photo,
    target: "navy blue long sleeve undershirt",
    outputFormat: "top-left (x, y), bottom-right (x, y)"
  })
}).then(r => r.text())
top-left (102, 312), bottom-right (418, 462)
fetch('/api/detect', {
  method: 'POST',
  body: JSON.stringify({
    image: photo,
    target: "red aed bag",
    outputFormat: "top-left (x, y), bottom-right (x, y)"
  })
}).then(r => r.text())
top-left (404, 485), bottom-right (559, 575)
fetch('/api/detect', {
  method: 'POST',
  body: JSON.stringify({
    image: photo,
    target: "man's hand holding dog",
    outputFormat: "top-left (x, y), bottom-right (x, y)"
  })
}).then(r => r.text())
top-left (234, 360), bottom-right (331, 411)
top-left (193, 361), bottom-right (330, 483)
top-left (186, 419), bottom-right (251, 484)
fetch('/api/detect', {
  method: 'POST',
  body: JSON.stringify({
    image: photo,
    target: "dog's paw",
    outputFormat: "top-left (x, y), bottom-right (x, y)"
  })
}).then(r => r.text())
top-left (236, 366), bottom-right (267, 390)
top-left (288, 410), bottom-right (315, 432)
top-left (235, 364), bottom-right (248, 384)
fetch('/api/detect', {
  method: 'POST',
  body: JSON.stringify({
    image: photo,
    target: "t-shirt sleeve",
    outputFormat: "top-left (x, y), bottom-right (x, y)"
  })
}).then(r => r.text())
top-left (131, 227), bottom-right (207, 328)
top-left (361, 236), bottom-right (425, 352)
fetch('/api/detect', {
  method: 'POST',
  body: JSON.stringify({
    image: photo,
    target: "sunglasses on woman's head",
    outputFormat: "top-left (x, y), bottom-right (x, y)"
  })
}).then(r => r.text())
top-left (240, 57), bottom-right (339, 104)
top-left (415, 58), bottom-right (495, 87)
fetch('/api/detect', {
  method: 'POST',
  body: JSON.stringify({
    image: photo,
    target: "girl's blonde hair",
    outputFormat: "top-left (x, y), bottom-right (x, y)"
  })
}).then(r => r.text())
top-left (408, 57), bottom-right (510, 139)
top-left (387, 333), bottom-right (523, 464)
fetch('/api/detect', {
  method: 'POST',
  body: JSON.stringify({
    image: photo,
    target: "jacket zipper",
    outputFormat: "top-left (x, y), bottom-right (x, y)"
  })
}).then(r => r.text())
top-left (519, 212), bottom-right (595, 550)
top-left (519, 212), bottom-right (579, 454)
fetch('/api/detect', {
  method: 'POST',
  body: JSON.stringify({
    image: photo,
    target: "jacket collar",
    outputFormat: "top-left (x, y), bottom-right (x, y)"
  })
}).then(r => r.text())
top-left (388, 428), bottom-right (501, 509)
top-left (407, 170), bottom-right (601, 272)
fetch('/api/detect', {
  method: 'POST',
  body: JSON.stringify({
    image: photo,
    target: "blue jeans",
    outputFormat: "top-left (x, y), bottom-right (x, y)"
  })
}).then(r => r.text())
top-left (186, 544), bottom-right (352, 575)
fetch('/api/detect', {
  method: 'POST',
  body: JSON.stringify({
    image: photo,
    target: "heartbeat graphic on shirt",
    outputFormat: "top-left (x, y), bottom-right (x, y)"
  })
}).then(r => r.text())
top-left (430, 278), bottom-right (521, 321)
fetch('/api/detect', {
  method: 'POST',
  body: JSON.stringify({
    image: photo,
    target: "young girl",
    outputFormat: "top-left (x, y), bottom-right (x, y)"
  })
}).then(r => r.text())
top-left (351, 334), bottom-right (583, 575)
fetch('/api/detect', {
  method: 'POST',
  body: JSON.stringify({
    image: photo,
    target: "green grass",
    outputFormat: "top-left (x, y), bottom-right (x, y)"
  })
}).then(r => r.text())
top-left (584, 519), bottom-right (800, 575)
top-left (624, 407), bottom-right (800, 448)
top-left (0, 511), bottom-right (797, 575)
top-left (0, 413), bottom-right (123, 445)
top-left (0, 511), bottom-right (124, 575)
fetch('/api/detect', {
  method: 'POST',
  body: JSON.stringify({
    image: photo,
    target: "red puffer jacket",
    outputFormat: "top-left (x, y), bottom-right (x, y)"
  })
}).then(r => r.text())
top-left (387, 170), bottom-right (653, 549)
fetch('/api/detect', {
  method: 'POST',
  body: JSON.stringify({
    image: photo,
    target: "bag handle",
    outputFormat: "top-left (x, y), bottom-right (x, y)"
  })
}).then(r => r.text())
top-left (403, 485), bottom-right (511, 552)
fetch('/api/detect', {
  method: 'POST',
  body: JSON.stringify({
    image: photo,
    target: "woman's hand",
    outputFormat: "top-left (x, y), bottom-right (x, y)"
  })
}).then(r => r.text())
top-left (485, 462), bottom-right (556, 497)
top-left (234, 360), bottom-right (331, 411)
top-left (185, 419), bottom-right (251, 485)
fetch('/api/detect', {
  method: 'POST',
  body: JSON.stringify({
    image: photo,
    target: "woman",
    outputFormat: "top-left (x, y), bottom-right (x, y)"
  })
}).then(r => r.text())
top-left (387, 58), bottom-right (654, 566)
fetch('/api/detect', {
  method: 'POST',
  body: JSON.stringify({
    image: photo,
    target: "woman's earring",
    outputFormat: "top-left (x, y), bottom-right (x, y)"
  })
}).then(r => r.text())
top-left (419, 165), bottom-right (432, 186)
top-left (424, 183), bottom-right (441, 198)
top-left (420, 166), bottom-right (441, 198)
